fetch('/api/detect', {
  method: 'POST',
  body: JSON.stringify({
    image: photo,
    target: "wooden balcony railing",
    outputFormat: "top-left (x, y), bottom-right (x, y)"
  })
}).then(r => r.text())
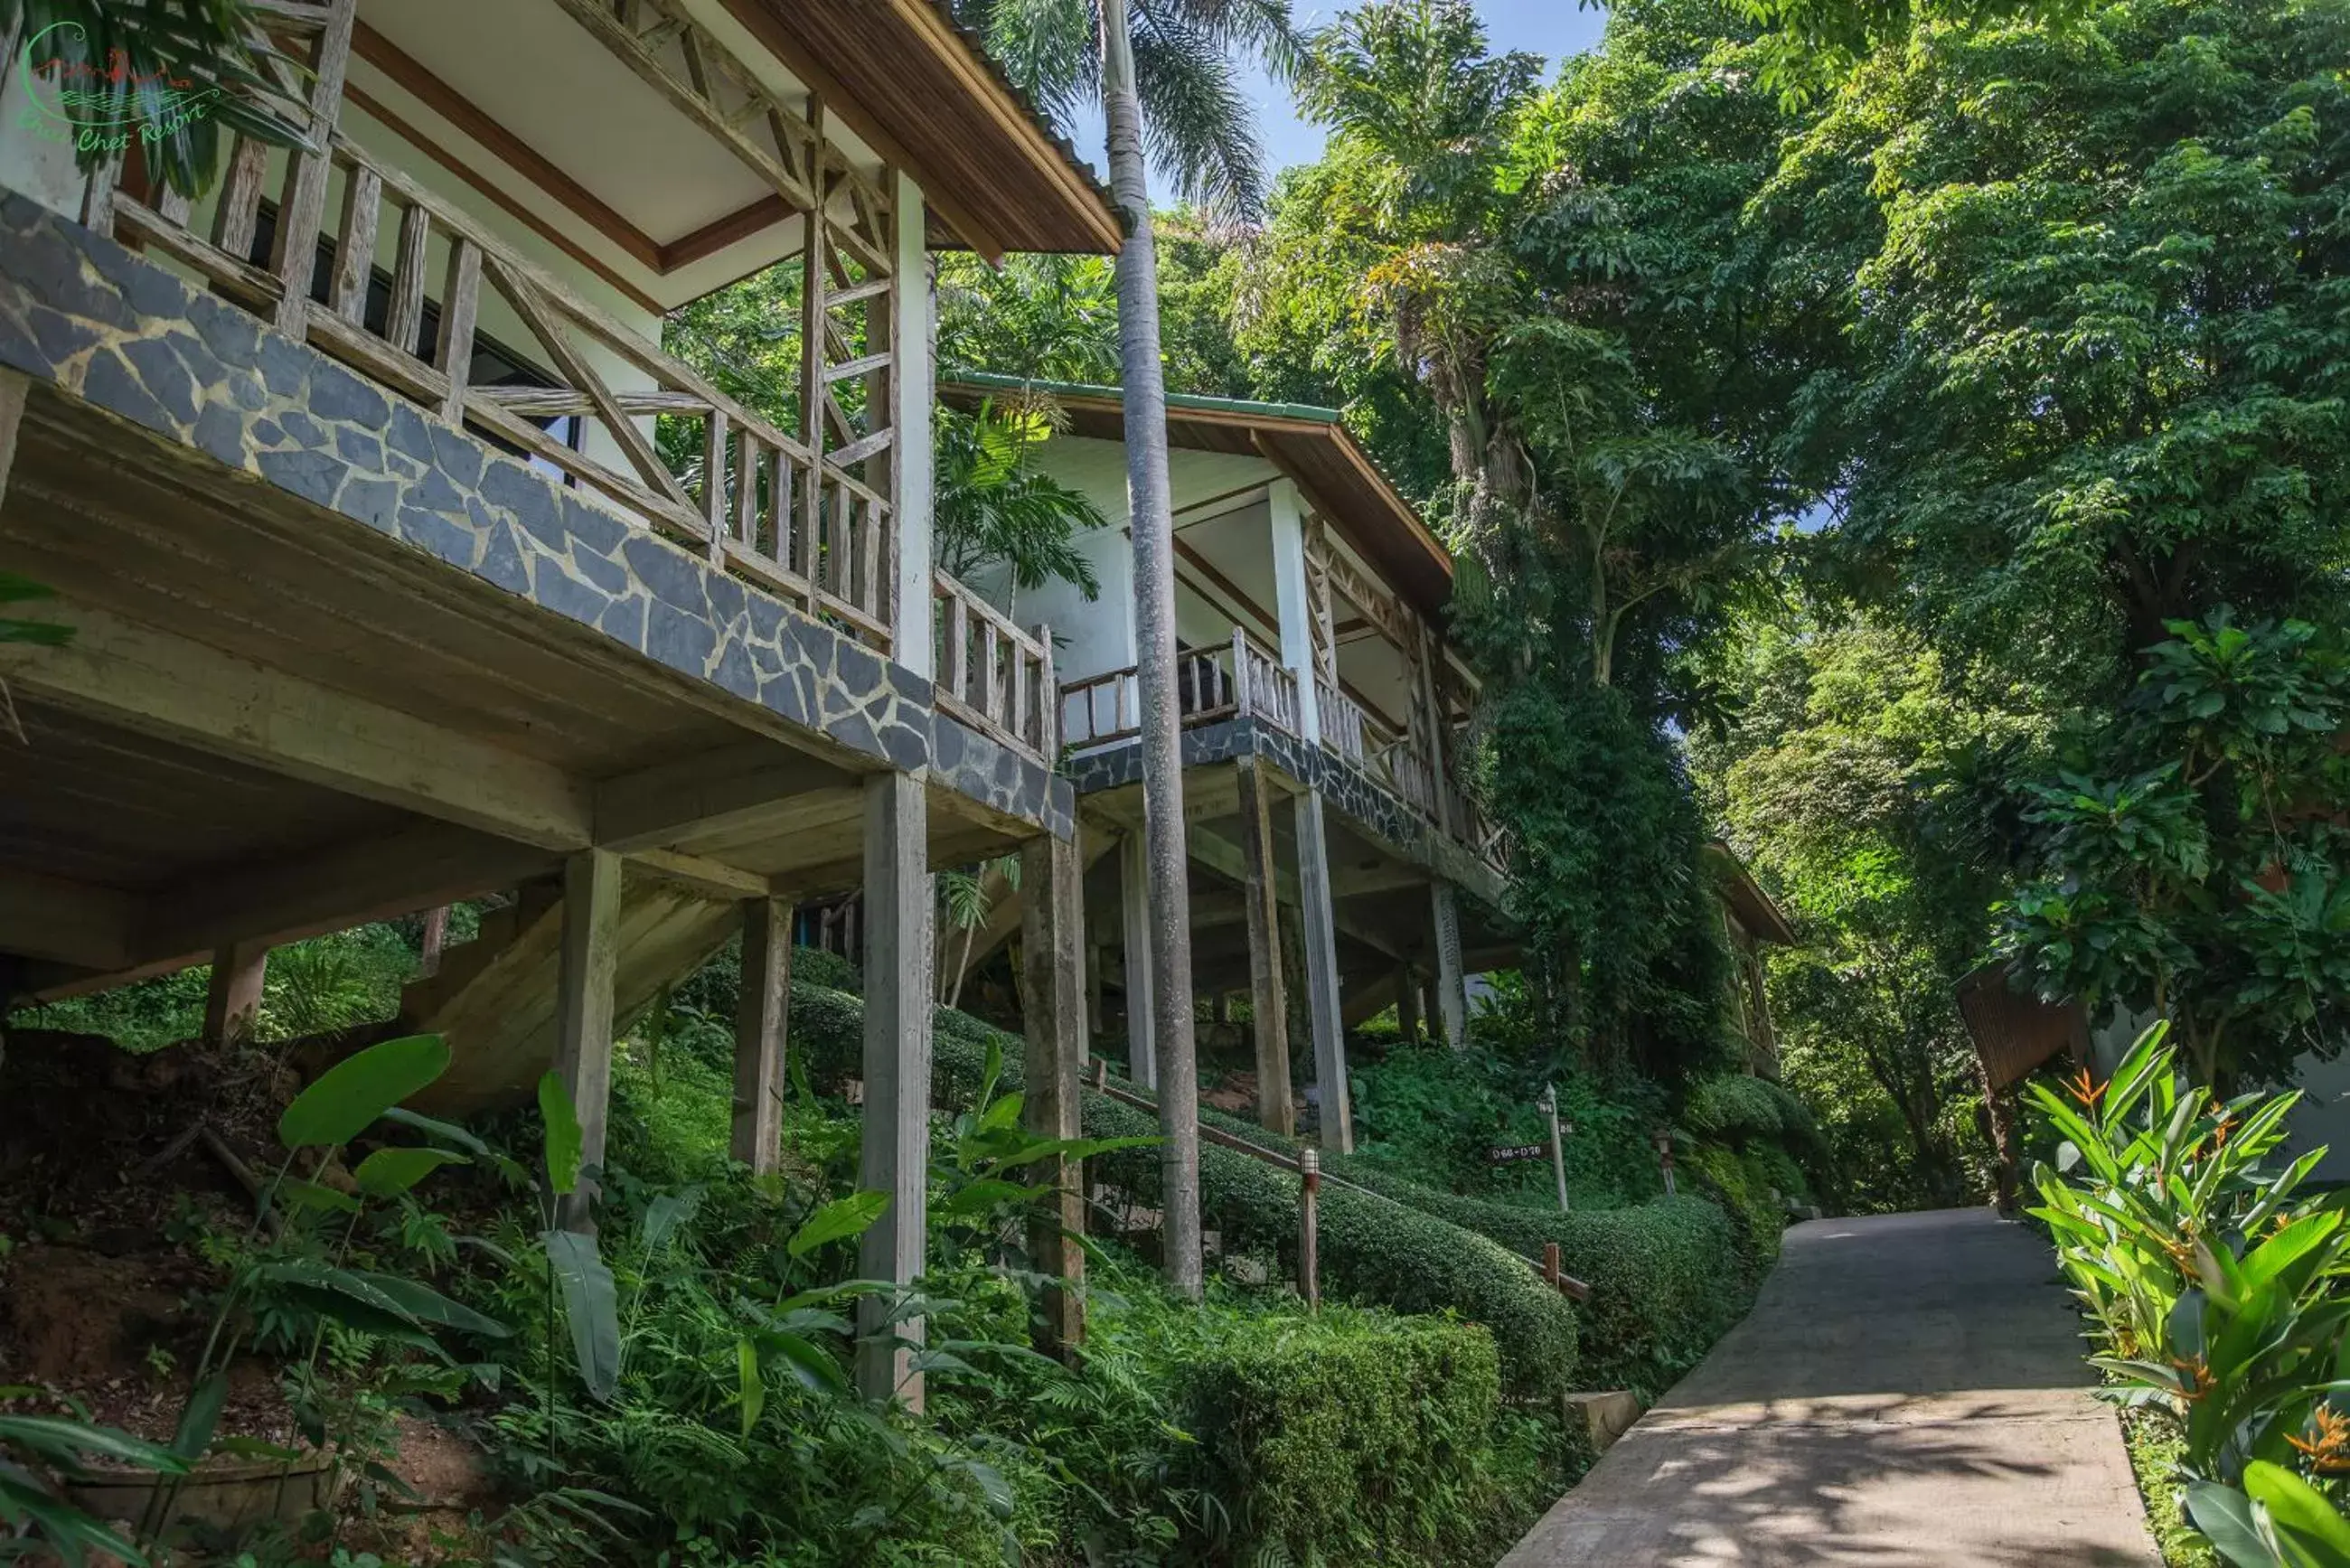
top-left (86, 0), bottom-right (908, 661)
top-left (1314, 677), bottom-right (1443, 818)
top-left (1060, 628), bottom-right (1300, 751)
top-left (107, 129), bottom-right (898, 652)
top-left (934, 571), bottom-right (1056, 765)
top-left (1445, 779), bottom-right (1510, 874)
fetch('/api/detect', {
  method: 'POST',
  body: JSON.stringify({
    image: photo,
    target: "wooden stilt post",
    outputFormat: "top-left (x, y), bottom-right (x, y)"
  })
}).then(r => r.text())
top-left (0, 372), bottom-right (25, 517)
top-left (1431, 880), bottom-right (1469, 1050)
top-left (1396, 965), bottom-right (1422, 1046)
top-left (731, 896), bottom-right (794, 1174)
top-left (553, 850), bottom-right (621, 1233)
top-left (202, 942), bottom-right (269, 1048)
top-left (856, 774), bottom-right (932, 1408)
top-left (417, 906), bottom-right (450, 977)
top-left (1118, 831), bottom-right (1156, 1089)
top-left (1235, 757), bottom-right (1292, 1136)
top-left (1020, 831), bottom-right (1088, 1357)
top-left (1292, 792), bottom-right (1351, 1152)
top-left (1298, 1147), bottom-right (1321, 1311)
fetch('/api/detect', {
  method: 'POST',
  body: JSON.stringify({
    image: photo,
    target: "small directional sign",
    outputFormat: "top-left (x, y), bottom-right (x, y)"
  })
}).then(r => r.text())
top-left (1488, 1142), bottom-right (1547, 1164)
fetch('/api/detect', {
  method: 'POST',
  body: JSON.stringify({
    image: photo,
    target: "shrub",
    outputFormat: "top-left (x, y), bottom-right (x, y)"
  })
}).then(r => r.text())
top-left (1178, 1307), bottom-right (1511, 1561)
top-left (1681, 1073), bottom-right (1819, 1150)
top-left (1326, 1166), bottom-right (1743, 1397)
top-left (781, 994), bottom-right (1587, 1397)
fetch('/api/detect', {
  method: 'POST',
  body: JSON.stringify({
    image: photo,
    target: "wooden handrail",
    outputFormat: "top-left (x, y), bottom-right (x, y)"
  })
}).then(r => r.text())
top-left (1086, 1066), bottom-right (1591, 1303)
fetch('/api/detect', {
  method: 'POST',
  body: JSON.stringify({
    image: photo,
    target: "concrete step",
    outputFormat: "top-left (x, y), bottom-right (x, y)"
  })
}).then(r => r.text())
top-left (403, 869), bottom-right (740, 1115)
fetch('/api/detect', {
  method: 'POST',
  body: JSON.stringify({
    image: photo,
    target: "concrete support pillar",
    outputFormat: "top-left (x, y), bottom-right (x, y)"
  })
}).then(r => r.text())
top-left (1086, 938), bottom-right (1104, 1036)
top-left (856, 774), bottom-right (933, 1407)
top-left (1432, 880), bottom-right (1468, 1050)
top-left (1020, 831), bottom-right (1088, 1356)
top-left (1235, 756), bottom-right (1292, 1136)
top-left (202, 941), bottom-right (268, 1048)
top-left (730, 896), bottom-right (794, 1174)
top-left (1396, 965), bottom-right (1422, 1046)
top-left (1118, 830), bottom-right (1155, 1088)
top-left (553, 849), bottom-right (621, 1232)
top-left (1292, 791), bottom-right (1351, 1152)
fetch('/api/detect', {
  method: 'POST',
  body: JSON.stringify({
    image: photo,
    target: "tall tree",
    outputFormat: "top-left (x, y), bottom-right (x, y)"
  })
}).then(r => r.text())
top-left (962, 0), bottom-right (1297, 1299)
top-left (1250, 0), bottom-right (1785, 1071)
top-left (1100, 0), bottom-right (1203, 1300)
top-left (1763, 0), bottom-right (2350, 1084)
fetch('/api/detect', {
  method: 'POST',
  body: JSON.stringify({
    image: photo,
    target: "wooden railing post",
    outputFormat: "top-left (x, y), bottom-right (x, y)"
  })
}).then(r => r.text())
top-left (1298, 1146), bottom-right (1321, 1312)
top-left (1034, 625), bottom-right (1058, 756)
top-left (268, 0), bottom-right (360, 339)
top-left (435, 239), bottom-right (482, 426)
top-left (702, 408), bottom-right (731, 564)
top-left (1230, 627), bottom-right (1251, 718)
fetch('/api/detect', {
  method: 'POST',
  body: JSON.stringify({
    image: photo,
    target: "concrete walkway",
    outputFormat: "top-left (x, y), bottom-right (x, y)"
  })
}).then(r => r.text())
top-left (1500, 1208), bottom-right (2160, 1567)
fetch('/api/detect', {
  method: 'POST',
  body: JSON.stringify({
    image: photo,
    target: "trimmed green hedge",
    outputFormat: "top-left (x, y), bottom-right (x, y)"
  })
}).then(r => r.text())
top-left (1184, 1101), bottom-right (1764, 1397)
top-left (1343, 1174), bottom-right (1744, 1397)
top-left (785, 991), bottom-right (1581, 1395)
top-left (1177, 1308), bottom-right (1507, 1560)
top-left (784, 990), bottom-right (1772, 1399)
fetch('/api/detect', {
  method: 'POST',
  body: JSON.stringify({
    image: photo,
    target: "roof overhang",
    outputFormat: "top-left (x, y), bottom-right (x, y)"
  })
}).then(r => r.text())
top-left (720, 0), bottom-right (1122, 258)
top-left (1706, 841), bottom-right (1799, 947)
top-left (940, 374), bottom-right (1452, 620)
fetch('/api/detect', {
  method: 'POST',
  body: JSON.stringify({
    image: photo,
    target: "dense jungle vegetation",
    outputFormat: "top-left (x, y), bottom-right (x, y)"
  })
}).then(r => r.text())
top-left (911, 0), bottom-right (2350, 1205)
top-left (3, 0), bottom-right (2346, 1561)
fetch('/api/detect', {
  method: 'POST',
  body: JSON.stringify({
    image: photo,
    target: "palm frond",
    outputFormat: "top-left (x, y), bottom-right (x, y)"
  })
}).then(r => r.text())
top-left (1132, 6), bottom-right (1268, 221)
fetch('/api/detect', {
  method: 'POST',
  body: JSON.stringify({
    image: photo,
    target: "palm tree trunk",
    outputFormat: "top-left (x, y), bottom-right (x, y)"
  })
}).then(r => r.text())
top-left (1101, 0), bottom-right (1202, 1301)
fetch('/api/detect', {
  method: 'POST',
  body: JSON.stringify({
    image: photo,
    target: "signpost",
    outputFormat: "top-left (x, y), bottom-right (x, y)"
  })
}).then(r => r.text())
top-left (1541, 1084), bottom-right (1571, 1212)
top-left (1489, 1085), bottom-right (1573, 1213)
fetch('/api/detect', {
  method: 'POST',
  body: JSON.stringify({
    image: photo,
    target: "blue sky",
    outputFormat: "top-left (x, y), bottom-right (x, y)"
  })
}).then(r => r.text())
top-left (1250, 1), bottom-right (1610, 170)
top-left (1067, 1), bottom-right (1612, 183)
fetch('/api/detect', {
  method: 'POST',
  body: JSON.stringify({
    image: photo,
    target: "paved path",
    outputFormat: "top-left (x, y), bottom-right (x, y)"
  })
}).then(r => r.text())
top-left (1500, 1208), bottom-right (2160, 1567)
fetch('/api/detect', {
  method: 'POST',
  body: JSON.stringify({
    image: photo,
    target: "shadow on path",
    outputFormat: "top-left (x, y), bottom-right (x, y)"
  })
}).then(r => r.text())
top-left (1499, 1208), bottom-right (2160, 1567)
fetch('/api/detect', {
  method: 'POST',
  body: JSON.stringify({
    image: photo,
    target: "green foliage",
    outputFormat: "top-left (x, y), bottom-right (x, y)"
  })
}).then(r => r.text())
top-left (934, 399), bottom-right (1105, 606)
top-left (2030, 1023), bottom-right (2350, 1563)
top-left (1680, 1073), bottom-right (1819, 1149)
top-left (279, 1035), bottom-right (451, 1149)
top-left (0, 1399), bottom-right (191, 1567)
top-left (1333, 1164), bottom-right (1750, 1398)
top-left (1177, 1308), bottom-right (1542, 1562)
top-left (2002, 614), bottom-right (2350, 1087)
top-left (1689, 612), bottom-right (2024, 1212)
top-left (939, 253), bottom-right (1121, 386)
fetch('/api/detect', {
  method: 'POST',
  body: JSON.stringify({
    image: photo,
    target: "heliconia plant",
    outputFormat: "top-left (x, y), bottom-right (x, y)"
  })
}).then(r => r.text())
top-left (2027, 1021), bottom-right (2350, 1567)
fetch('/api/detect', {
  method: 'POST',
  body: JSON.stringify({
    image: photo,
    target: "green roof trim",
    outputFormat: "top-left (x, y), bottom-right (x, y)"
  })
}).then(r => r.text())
top-left (944, 369), bottom-right (1345, 427)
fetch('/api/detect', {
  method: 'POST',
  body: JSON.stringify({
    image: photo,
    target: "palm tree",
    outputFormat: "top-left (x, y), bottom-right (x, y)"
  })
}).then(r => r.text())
top-left (954, 0), bottom-right (1294, 1301)
top-left (955, 0), bottom-right (1296, 224)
